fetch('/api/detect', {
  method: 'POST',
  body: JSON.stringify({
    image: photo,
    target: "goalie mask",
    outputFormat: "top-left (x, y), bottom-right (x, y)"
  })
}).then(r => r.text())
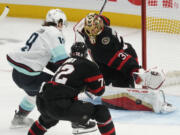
top-left (70, 42), bottom-right (88, 58)
top-left (84, 13), bottom-right (104, 37)
top-left (46, 9), bottom-right (67, 26)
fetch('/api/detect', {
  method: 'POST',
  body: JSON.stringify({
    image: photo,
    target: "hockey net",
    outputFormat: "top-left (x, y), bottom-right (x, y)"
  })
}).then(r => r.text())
top-left (142, 0), bottom-right (180, 87)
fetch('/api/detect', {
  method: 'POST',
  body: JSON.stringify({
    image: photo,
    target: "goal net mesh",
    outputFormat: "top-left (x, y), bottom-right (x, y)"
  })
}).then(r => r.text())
top-left (145, 0), bottom-right (180, 87)
top-left (147, 0), bottom-right (180, 34)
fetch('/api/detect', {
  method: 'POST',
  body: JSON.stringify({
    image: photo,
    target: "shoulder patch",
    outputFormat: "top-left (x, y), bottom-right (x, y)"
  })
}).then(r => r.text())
top-left (101, 37), bottom-right (110, 45)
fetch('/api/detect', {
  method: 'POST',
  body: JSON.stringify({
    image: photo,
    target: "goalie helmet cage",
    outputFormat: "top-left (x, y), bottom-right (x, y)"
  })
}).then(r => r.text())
top-left (141, 0), bottom-right (180, 87)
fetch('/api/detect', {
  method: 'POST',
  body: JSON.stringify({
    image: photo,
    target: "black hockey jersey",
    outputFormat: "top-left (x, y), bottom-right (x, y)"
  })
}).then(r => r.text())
top-left (50, 56), bottom-right (105, 97)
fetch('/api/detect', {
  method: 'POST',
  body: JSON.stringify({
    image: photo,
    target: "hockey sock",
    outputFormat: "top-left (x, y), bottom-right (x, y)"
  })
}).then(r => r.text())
top-left (17, 106), bottom-right (30, 117)
top-left (97, 118), bottom-right (115, 135)
top-left (94, 105), bottom-right (116, 135)
top-left (38, 115), bottom-right (59, 129)
top-left (18, 95), bottom-right (36, 117)
top-left (28, 120), bottom-right (47, 135)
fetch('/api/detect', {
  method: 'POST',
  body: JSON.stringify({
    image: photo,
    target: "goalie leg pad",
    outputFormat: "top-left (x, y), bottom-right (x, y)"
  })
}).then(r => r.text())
top-left (102, 86), bottom-right (176, 113)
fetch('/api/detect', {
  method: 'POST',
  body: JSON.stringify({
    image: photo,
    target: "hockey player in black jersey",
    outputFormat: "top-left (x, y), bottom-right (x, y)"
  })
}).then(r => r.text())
top-left (74, 13), bottom-right (140, 88)
top-left (27, 42), bottom-right (116, 135)
top-left (74, 14), bottom-right (176, 113)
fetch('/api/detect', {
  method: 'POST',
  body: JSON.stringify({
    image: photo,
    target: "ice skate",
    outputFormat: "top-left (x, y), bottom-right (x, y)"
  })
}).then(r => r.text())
top-left (160, 102), bottom-right (176, 113)
top-left (10, 110), bottom-right (34, 129)
top-left (72, 121), bottom-right (97, 134)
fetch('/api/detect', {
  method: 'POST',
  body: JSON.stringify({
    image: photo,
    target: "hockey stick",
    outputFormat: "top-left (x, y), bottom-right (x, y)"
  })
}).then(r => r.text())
top-left (0, 6), bottom-right (10, 21)
top-left (85, 91), bottom-right (97, 100)
top-left (99, 0), bottom-right (108, 15)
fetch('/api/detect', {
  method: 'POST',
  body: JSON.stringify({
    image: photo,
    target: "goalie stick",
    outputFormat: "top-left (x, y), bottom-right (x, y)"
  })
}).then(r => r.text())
top-left (99, 0), bottom-right (108, 15)
top-left (0, 6), bottom-right (10, 21)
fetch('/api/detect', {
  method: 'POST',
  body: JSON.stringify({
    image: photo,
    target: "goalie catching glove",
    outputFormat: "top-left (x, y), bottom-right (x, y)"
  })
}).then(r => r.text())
top-left (133, 67), bottom-right (165, 90)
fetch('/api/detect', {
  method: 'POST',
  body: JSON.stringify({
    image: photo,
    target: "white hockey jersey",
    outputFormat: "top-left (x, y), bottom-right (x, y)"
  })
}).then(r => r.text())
top-left (7, 26), bottom-right (68, 76)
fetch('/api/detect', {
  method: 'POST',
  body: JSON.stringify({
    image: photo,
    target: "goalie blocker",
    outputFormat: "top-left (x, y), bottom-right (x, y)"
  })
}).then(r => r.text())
top-left (101, 67), bottom-right (176, 113)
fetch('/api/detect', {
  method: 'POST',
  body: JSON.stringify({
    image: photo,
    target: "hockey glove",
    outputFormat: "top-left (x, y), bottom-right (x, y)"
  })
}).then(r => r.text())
top-left (133, 67), bottom-right (165, 90)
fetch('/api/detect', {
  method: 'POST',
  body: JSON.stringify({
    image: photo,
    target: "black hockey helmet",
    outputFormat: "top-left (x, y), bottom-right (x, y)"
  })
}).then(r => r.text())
top-left (70, 42), bottom-right (88, 58)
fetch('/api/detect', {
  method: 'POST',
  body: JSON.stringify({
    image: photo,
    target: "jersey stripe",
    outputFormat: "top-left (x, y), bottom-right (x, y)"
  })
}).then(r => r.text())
top-left (97, 118), bottom-right (112, 127)
top-left (35, 121), bottom-right (46, 131)
top-left (84, 74), bottom-right (103, 82)
top-left (117, 55), bottom-right (131, 70)
top-left (107, 50), bottom-right (123, 66)
top-left (29, 129), bottom-right (35, 135)
top-left (89, 86), bottom-right (105, 94)
top-left (102, 128), bottom-right (115, 135)
top-left (7, 55), bottom-right (41, 76)
top-left (7, 55), bottom-right (34, 72)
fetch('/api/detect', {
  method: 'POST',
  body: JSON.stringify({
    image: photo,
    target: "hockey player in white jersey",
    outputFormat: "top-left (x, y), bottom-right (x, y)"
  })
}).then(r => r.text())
top-left (6, 9), bottom-right (69, 128)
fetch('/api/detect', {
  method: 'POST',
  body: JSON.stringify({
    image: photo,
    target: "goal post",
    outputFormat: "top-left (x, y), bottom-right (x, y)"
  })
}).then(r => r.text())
top-left (141, 0), bottom-right (147, 70)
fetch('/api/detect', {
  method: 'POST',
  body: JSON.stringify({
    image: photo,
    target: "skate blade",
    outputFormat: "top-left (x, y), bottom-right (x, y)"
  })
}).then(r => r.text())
top-left (10, 124), bottom-right (30, 129)
top-left (72, 128), bottom-right (97, 134)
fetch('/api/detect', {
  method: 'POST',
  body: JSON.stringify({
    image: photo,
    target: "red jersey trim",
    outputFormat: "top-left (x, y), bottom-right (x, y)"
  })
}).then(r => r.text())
top-left (89, 86), bottom-right (105, 94)
top-left (107, 50), bottom-right (123, 66)
top-left (117, 55), bottom-right (132, 70)
top-left (135, 57), bottom-right (139, 64)
top-left (98, 118), bottom-right (112, 127)
top-left (102, 128), bottom-right (115, 135)
top-left (84, 75), bottom-right (103, 82)
top-left (100, 15), bottom-right (110, 26)
top-left (35, 121), bottom-right (46, 131)
top-left (29, 129), bottom-right (35, 135)
top-left (47, 81), bottom-right (58, 85)
top-left (7, 55), bottom-right (34, 72)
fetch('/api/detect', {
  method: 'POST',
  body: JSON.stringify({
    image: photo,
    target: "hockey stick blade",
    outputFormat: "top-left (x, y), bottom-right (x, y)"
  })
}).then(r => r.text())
top-left (0, 6), bottom-right (10, 20)
top-left (99, 0), bottom-right (108, 15)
